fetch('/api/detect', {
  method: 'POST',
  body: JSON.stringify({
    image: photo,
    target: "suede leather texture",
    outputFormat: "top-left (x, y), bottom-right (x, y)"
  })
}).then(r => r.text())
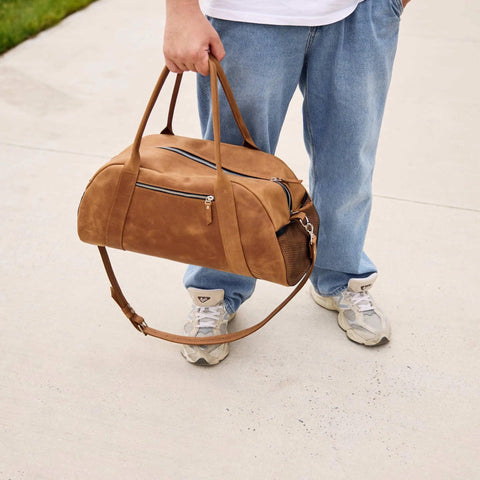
top-left (78, 132), bottom-right (318, 286)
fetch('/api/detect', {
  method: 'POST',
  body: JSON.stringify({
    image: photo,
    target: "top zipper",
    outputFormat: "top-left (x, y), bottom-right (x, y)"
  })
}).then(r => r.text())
top-left (158, 146), bottom-right (292, 211)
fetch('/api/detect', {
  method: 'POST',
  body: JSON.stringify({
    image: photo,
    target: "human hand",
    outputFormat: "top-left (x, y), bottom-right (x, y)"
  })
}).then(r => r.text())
top-left (402, 0), bottom-right (411, 7)
top-left (163, 0), bottom-right (225, 76)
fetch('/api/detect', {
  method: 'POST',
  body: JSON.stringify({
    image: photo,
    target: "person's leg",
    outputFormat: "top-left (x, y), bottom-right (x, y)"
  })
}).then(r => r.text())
top-left (300, 0), bottom-right (402, 296)
top-left (184, 18), bottom-right (309, 313)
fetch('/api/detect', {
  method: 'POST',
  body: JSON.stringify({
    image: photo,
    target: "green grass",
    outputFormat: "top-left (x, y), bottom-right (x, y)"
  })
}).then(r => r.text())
top-left (0, 0), bottom-right (98, 54)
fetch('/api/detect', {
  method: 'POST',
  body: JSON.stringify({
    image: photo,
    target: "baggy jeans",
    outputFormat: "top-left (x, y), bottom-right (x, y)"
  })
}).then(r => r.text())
top-left (184, 0), bottom-right (403, 314)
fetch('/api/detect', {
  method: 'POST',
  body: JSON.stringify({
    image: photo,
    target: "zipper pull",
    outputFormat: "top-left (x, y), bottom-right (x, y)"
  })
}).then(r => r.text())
top-left (270, 177), bottom-right (303, 184)
top-left (205, 195), bottom-right (214, 225)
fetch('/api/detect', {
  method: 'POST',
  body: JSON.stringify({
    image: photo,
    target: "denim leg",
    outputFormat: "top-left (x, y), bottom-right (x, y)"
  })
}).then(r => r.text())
top-left (184, 19), bottom-right (309, 313)
top-left (301, 0), bottom-right (401, 295)
top-left (185, 0), bottom-right (402, 306)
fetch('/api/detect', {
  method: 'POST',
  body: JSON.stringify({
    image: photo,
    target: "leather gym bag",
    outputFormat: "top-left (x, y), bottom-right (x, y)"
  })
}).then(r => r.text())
top-left (77, 56), bottom-right (319, 345)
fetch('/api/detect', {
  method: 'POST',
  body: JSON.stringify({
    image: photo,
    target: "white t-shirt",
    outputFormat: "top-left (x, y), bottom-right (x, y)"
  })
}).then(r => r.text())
top-left (200, 0), bottom-right (365, 27)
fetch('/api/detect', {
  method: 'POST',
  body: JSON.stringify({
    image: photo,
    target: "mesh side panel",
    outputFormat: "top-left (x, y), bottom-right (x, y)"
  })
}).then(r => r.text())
top-left (277, 202), bottom-right (320, 286)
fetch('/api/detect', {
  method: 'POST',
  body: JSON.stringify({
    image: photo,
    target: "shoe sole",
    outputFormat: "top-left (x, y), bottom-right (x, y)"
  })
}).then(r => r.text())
top-left (181, 344), bottom-right (229, 365)
top-left (310, 286), bottom-right (390, 347)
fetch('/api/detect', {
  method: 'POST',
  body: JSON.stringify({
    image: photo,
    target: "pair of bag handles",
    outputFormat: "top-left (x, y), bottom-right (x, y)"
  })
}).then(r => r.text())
top-left (98, 56), bottom-right (317, 345)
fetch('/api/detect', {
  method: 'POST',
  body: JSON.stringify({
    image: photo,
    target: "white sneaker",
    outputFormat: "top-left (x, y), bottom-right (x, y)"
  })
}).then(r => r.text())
top-left (311, 273), bottom-right (390, 346)
top-left (181, 288), bottom-right (236, 365)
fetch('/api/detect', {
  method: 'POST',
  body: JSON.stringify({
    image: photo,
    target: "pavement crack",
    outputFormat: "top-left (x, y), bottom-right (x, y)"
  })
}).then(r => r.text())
top-left (0, 141), bottom-right (107, 159)
top-left (373, 193), bottom-right (479, 213)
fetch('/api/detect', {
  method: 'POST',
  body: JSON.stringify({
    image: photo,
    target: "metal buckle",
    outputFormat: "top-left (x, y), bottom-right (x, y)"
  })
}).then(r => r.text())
top-left (299, 216), bottom-right (315, 245)
top-left (125, 304), bottom-right (148, 334)
top-left (137, 320), bottom-right (148, 335)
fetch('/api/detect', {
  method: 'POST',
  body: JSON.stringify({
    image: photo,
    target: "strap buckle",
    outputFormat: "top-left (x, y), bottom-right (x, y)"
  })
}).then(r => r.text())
top-left (123, 303), bottom-right (148, 335)
top-left (131, 317), bottom-right (148, 335)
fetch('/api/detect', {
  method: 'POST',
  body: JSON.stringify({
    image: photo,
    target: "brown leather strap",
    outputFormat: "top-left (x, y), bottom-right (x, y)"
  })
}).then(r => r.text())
top-left (160, 72), bottom-right (183, 135)
top-left (98, 232), bottom-right (316, 345)
top-left (105, 170), bottom-right (138, 249)
top-left (105, 66), bottom-right (171, 247)
top-left (98, 246), bottom-right (147, 333)
top-left (126, 66), bottom-right (171, 172)
top-left (160, 57), bottom-right (257, 149)
top-left (212, 56), bottom-right (257, 150)
top-left (209, 60), bottom-right (251, 276)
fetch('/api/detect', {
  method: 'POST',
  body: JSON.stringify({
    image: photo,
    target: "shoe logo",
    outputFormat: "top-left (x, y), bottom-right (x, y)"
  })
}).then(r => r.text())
top-left (197, 296), bottom-right (211, 303)
top-left (361, 284), bottom-right (373, 291)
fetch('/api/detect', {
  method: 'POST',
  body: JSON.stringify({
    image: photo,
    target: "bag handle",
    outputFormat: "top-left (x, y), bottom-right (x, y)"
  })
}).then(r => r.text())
top-left (124, 55), bottom-right (256, 175)
top-left (97, 228), bottom-right (316, 345)
top-left (161, 57), bottom-right (258, 151)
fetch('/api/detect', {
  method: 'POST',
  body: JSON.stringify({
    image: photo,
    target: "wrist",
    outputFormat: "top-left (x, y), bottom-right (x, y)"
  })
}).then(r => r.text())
top-left (166, 0), bottom-right (201, 16)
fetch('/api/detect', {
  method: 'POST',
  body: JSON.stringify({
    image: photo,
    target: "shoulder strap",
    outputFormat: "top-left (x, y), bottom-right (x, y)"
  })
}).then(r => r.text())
top-left (97, 239), bottom-right (316, 346)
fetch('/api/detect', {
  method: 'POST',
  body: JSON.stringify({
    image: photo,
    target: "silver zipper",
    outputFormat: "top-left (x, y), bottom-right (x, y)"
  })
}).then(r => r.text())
top-left (136, 181), bottom-right (213, 201)
top-left (159, 146), bottom-right (249, 178)
top-left (136, 182), bottom-right (215, 225)
top-left (270, 177), bottom-right (292, 210)
top-left (158, 146), bottom-right (293, 211)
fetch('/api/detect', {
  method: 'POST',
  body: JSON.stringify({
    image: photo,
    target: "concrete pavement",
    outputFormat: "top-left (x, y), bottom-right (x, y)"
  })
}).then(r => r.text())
top-left (1, 0), bottom-right (479, 478)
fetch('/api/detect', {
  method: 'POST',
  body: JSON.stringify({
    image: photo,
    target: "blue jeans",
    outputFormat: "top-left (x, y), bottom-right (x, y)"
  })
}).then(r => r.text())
top-left (184, 0), bottom-right (402, 314)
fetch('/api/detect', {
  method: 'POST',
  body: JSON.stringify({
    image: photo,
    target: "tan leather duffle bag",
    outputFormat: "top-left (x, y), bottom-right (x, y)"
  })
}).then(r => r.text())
top-left (77, 56), bottom-right (319, 345)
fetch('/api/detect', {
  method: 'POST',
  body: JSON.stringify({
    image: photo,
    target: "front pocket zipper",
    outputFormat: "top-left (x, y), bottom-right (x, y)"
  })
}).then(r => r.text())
top-left (136, 182), bottom-right (215, 224)
top-left (136, 181), bottom-right (210, 200)
top-left (158, 146), bottom-right (292, 211)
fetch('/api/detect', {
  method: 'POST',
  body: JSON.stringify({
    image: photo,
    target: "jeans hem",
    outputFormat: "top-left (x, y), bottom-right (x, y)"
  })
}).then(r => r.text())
top-left (224, 298), bottom-right (236, 315)
top-left (314, 285), bottom-right (347, 297)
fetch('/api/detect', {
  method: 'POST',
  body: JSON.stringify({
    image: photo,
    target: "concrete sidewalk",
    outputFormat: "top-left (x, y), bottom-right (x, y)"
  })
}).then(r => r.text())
top-left (1, 0), bottom-right (479, 478)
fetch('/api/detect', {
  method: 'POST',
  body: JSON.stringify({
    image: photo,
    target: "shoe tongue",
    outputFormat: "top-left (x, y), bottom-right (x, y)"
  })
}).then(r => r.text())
top-left (347, 273), bottom-right (378, 293)
top-left (188, 288), bottom-right (225, 307)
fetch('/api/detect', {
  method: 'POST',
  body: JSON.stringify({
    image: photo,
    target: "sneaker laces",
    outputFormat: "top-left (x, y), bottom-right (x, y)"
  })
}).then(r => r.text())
top-left (194, 305), bottom-right (224, 330)
top-left (344, 290), bottom-right (374, 313)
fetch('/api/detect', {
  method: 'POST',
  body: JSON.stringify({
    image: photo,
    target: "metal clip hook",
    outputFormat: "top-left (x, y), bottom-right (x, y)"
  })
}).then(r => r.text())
top-left (299, 216), bottom-right (315, 245)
